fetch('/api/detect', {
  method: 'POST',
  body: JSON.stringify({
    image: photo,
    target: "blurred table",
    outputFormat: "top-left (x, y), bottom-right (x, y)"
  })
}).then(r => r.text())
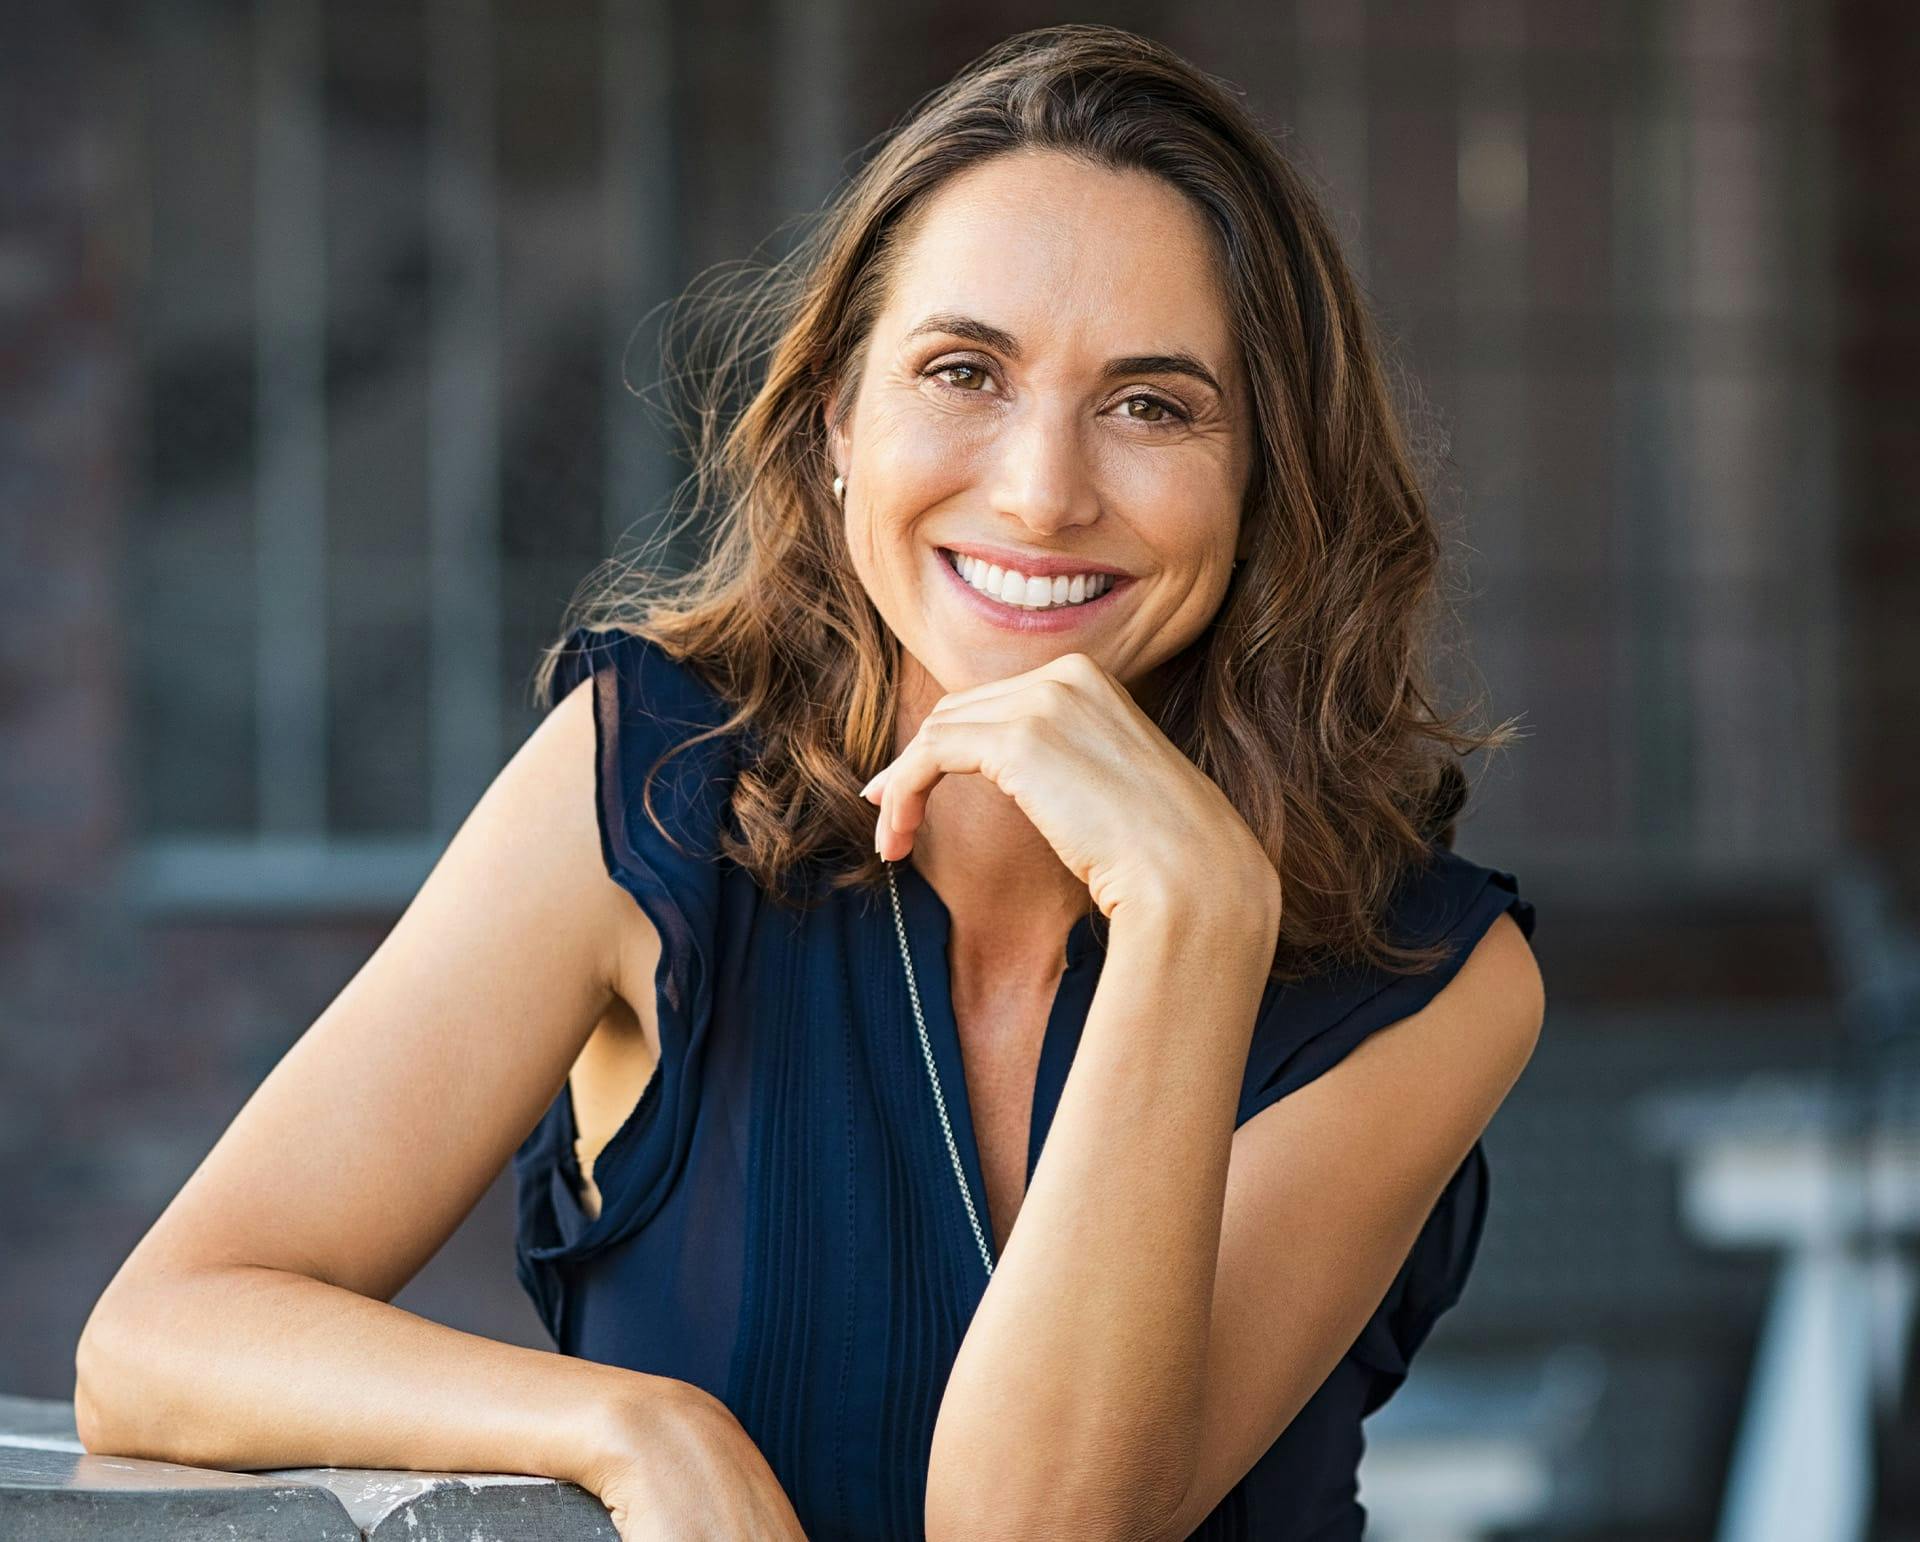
top-left (1636, 1070), bottom-right (1920, 1542)
top-left (1359, 1347), bottom-right (1603, 1542)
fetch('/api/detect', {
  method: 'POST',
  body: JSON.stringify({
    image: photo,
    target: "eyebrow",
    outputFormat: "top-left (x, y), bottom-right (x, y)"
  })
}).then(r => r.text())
top-left (904, 311), bottom-right (1227, 399)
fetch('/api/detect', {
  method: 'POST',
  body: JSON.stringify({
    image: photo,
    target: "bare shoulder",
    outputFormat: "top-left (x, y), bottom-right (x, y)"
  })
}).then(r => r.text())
top-left (1463, 908), bottom-right (1545, 1062)
top-left (539, 672), bottom-right (664, 1035)
top-left (502, 672), bottom-right (645, 994)
top-left (87, 670), bottom-right (652, 1305)
top-left (1355, 907), bottom-right (1543, 1089)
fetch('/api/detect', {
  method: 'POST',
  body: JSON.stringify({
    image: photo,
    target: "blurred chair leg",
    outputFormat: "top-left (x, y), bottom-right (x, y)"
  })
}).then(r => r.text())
top-left (1716, 1243), bottom-right (1877, 1542)
top-left (1866, 1242), bottom-right (1916, 1421)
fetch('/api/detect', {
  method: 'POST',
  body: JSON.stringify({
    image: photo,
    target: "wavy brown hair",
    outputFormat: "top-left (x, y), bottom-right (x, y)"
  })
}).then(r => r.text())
top-left (532, 22), bottom-right (1522, 983)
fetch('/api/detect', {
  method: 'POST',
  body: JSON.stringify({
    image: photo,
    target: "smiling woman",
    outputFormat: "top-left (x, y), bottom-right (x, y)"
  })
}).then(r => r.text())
top-left (507, 20), bottom-right (1537, 1540)
top-left (77, 20), bottom-right (1539, 1542)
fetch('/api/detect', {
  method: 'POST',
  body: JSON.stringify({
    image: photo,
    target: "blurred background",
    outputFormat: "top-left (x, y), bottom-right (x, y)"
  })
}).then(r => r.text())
top-left (4, 1), bottom-right (1917, 1538)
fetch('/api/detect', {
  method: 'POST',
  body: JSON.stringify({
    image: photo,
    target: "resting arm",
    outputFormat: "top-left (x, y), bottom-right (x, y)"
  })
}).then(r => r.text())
top-left (74, 679), bottom-right (661, 1487)
top-left (1151, 907), bottom-right (1542, 1541)
top-left (924, 898), bottom-right (1543, 1542)
top-left (924, 885), bottom-right (1273, 1539)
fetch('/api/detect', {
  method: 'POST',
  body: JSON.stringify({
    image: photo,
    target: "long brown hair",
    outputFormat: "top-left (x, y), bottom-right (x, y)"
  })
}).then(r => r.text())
top-left (533, 22), bottom-right (1522, 982)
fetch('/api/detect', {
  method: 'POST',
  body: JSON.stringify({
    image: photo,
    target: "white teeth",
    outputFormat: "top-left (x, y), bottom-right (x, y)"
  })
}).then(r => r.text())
top-left (949, 551), bottom-right (1113, 609)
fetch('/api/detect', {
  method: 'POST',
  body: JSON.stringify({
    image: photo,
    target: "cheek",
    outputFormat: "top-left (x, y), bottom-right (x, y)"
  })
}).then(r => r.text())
top-left (864, 400), bottom-right (991, 502)
top-left (1097, 448), bottom-right (1176, 505)
top-left (1101, 447), bottom-right (1238, 539)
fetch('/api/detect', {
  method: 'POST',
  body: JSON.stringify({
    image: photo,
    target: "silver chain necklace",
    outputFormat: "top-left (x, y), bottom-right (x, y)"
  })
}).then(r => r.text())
top-left (882, 858), bottom-right (998, 1280)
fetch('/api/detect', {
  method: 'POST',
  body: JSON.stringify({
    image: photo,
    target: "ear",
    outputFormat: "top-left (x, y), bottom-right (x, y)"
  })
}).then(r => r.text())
top-left (820, 382), bottom-right (852, 484)
top-left (829, 414), bottom-right (851, 484)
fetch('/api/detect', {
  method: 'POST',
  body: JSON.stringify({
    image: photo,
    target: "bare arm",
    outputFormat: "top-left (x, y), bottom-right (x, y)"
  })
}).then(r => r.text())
top-left (1153, 909), bottom-right (1543, 1541)
top-left (923, 887), bottom-right (1276, 1540)
top-left (74, 677), bottom-right (657, 1484)
top-left (926, 893), bottom-right (1543, 1542)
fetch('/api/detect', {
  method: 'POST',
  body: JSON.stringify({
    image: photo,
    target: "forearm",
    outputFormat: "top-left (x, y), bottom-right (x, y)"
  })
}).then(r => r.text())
top-left (926, 893), bottom-right (1278, 1536)
top-left (75, 1262), bottom-right (644, 1490)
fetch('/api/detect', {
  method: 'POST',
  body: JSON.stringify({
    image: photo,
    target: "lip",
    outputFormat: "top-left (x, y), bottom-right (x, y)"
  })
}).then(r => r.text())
top-left (933, 546), bottom-right (1132, 633)
top-left (938, 540), bottom-right (1132, 580)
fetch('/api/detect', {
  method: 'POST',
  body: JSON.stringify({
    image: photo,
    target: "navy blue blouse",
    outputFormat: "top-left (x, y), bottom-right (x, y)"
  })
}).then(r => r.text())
top-left (513, 625), bottom-right (1537, 1541)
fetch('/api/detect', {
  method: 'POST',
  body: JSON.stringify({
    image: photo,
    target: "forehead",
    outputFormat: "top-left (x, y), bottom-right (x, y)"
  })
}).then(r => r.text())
top-left (881, 150), bottom-right (1237, 370)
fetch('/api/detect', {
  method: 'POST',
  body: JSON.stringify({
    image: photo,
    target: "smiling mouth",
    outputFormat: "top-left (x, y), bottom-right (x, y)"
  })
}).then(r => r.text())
top-left (940, 548), bottom-right (1118, 611)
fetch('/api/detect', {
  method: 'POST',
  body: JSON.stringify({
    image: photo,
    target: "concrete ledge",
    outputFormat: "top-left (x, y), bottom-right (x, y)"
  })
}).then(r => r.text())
top-left (0, 1395), bottom-right (617, 1540)
top-left (0, 1445), bottom-right (364, 1542)
top-left (270, 1466), bottom-right (619, 1540)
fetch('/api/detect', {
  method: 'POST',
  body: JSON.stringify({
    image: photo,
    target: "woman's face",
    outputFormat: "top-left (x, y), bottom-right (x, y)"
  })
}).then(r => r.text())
top-left (831, 148), bottom-right (1254, 703)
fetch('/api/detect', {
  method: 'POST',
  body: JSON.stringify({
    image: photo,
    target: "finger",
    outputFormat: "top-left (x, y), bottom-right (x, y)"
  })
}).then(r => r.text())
top-left (876, 729), bottom-right (941, 860)
top-left (922, 650), bottom-right (1103, 715)
top-left (872, 684), bottom-right (1075, 818)
top-left (877, 717), bottom-right (1028, 860)
top-left (863, 703), bottom-right (993, 804)
top-left (868, 665), bottom-right (1102, 808)
top-left (917, 678), bottom-right (1088, 740)
top-left (863, 701), bottom-right (1003, 807)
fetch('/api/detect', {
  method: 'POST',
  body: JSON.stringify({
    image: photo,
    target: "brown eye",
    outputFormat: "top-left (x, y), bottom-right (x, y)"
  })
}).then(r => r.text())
top-left (930, 362), bottom-right (989, 390)
top-left (1121, 393), bottom-right (1188, 426)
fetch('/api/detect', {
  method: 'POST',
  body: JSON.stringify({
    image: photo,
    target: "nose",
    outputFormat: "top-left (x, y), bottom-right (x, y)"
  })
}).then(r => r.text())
top-left (987, 397), bottom-right (1101, 537)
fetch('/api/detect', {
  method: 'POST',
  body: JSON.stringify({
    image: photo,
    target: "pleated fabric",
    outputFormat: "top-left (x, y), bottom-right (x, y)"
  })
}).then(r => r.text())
top-left (513, 625), bottom-right (1538, 1541)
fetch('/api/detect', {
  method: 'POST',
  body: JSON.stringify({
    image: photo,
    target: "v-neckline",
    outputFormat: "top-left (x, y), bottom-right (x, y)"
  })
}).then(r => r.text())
top-left (890, 857), bottom-right (1104, 1273)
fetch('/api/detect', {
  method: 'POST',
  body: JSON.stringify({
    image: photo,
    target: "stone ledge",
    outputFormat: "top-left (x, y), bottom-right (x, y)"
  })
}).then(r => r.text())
top-left (0, 1394), bottom-right (618, 1540)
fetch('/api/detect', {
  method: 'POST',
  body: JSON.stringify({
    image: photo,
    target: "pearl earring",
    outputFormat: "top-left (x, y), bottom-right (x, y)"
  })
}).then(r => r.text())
top-left (832, 474), bottom-right (846, 502)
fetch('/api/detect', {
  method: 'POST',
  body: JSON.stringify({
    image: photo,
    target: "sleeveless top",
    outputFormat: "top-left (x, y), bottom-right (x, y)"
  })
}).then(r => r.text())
top-left (512, 625), bottom-right (1538, 1541)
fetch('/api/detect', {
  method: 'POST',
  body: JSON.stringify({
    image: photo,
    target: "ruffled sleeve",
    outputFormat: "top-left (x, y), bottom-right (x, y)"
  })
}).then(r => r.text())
top-left (511, 623), bottom-right (741, 1346)
top-left (1237, 843), bottom-right (1537, 1416)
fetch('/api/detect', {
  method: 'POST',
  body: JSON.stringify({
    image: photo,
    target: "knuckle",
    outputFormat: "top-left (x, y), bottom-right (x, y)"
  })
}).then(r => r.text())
top-left (1010, 714), bottom-right (1047, 748)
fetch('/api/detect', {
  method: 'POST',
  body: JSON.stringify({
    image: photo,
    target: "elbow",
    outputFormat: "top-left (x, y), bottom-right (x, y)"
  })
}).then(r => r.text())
top-left (73, 1363), bottom-right (111, 1455)
top-left (73, 1267), bottom-right (181, 1457)
top-left (924, 1378), bottom-right (1198, 1541)
top-left (73, 1300), bottom-right (131, 1454)
top-left (925, 1450), bottom-right (1190, 1542)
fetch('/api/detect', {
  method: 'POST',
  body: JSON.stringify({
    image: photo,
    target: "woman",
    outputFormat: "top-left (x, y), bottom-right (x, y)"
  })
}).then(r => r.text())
top-left (77, 22), bottom-right (1544, 1542)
